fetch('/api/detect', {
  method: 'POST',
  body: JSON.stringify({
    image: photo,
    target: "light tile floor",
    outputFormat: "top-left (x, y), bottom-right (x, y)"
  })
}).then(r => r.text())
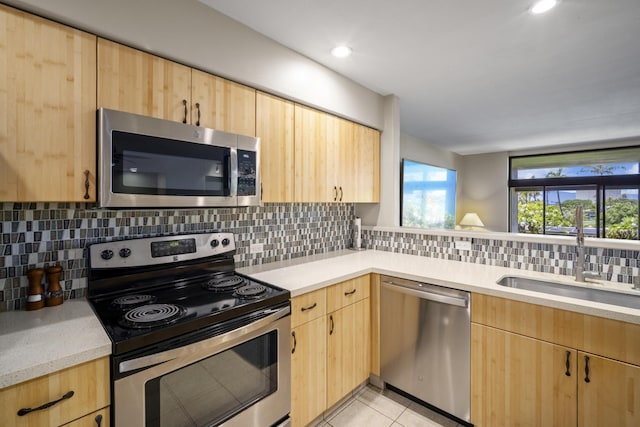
top-left (314, 384), bottom-right (465, 427)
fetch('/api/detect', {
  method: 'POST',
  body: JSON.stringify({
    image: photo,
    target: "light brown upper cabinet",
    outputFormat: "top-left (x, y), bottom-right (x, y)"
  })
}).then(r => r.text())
top-left (294, 104), bottom-right (329, 202)
top-left (97, 38), bottom-right (191, 123)
top-left (0, 5), bottom-right (96, 202)
top-left (294, 104), bottom-right (380, 203)
top-left (98, 39), bottom-right (256, 135)
top-left (256, 92), bottom-right (294, 202)
top-left (352, 125), bottom-right (380, 203)
top-left (191, 70), bottom-right (255, 136)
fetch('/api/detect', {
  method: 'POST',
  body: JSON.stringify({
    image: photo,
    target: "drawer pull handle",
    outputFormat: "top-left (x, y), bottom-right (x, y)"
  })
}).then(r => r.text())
top-left (95, 414), bottom-right (103, 426)
top-left (565, 351), bottom-right (571, 376)
top-left (291, 331), bottom-right (297, 354)
top-left (195, 102), bottom-right (201, 126)
top-left (339, 186), bottom-right (343, 202)
top-left (17, 390), bottom-right (74, 416)
top-left (333, 186), bottom-right (338, 202)
top-left (344, 289), bottom-right (357, 296)
top-left (584, 355), bottom-right (591, 383)
top-left (329, 315), bottom-right (334, 335)
top-left (301, 302), bottom-right (317, 311)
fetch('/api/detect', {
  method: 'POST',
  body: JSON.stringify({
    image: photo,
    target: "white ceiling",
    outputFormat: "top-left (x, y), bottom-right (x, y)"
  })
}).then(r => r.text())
top-left (199, 0), bottom-right (640, 155)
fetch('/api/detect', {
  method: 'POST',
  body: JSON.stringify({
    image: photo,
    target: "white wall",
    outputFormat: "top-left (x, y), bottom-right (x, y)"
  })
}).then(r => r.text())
top-left (458, 152), bottom-right (509, 232)
top-left (3, 0), bottom-right (384, 129)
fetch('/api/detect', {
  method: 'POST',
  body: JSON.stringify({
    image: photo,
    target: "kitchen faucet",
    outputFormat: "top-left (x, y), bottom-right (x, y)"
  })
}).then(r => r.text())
top-left (575, 206), bottom-right (600, 282)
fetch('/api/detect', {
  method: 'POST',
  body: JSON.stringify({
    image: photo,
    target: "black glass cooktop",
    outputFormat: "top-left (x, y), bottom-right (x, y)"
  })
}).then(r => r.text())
top-left (89, 272), bottom-right (289, 355)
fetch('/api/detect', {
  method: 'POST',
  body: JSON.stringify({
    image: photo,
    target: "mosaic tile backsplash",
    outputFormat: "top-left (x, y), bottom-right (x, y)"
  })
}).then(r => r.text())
top-left (2, 202), bottom-right (639, 311)
top-left (362, 229), bottom-right (640, 286)
top-left (0, 202), bottom-right (354, 311)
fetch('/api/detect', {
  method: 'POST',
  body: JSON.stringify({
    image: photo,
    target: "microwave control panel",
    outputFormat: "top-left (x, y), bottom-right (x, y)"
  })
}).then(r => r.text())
top-left (237, 150), bottom-right (257, 196)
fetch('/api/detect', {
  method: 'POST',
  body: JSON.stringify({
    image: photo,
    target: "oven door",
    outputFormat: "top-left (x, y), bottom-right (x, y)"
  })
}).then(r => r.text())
top-left (113, 306), bottom-right (291, 427)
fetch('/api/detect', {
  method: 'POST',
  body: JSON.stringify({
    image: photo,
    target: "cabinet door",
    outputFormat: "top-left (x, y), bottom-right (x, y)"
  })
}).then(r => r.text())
top-left (352, 125), bottom-right (380, 203)
top-left (192, 70), bottom-right (256, 135)
top-left (291, 316), bottom-right (326, 427)
top-left (97, 38), bottom-right (191, 122)
top-left (327, 298), bottom-right (370, 409)
top-left (471, 324), bottom-right (576, 427)
top-left (0, 5), bottom-right (96, 202)
top-left (294, 104), bottom-right (329, 202)
top-left (578, 352), bottom-right (640, 427)
top-left (256, 92), bottom-right (294, 202)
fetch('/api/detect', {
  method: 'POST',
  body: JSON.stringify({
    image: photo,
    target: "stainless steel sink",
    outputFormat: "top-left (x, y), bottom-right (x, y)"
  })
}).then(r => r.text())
top-left (496, 276), bottom-right (640, 310)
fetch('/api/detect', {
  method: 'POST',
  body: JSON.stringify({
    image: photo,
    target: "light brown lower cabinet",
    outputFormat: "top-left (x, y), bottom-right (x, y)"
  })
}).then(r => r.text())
top-left (290, 275), bottom-right (371, 427)
top-left (0, 357), bottom-right (110, 427)
top-left (327, 298), bottom-right (370, 409)
top-left (291, 316), bottom-right (327, 427)
top-left (471, 293), bottom-right (640, 427)
top-left (578, 352), bottom-right (640, 427)
top-left (471, 324), bottom-right (577, 426)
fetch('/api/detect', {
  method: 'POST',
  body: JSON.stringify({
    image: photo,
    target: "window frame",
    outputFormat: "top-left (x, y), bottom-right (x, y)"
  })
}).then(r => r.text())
top-left (508, 146), bottom-right (640, 239)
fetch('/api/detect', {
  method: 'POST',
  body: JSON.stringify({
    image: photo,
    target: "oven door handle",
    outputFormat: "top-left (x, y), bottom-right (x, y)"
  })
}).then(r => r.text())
top-left (119, 305), bottom-right (290, 374)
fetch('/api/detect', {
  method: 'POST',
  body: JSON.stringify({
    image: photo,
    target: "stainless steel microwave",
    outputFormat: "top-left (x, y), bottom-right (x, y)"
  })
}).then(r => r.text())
top-left (98, 108), bottom-right (260, 208)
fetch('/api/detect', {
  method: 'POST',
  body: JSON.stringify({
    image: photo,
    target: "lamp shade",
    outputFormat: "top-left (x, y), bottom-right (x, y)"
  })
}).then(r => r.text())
top-left (459, 213), bottom-right (484, 227)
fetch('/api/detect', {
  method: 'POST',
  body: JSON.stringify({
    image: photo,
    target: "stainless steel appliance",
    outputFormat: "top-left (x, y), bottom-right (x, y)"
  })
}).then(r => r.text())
top-left (87, 232), bottom-right (290, 427)
top-left (98, 108), bottom-right (260, 208)
top-left (380, 275), bottom-right (471, 423)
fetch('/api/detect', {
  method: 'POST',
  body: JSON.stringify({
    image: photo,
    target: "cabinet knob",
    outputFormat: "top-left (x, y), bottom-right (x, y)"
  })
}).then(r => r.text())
top-left (95, 414), bottom-right (103, 426)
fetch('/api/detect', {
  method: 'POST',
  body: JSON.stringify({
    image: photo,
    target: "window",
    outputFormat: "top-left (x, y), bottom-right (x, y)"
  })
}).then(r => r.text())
top-left (401, 159), bottom-right (456, 229)
top-left (509, 146), bottom-right (640, 239)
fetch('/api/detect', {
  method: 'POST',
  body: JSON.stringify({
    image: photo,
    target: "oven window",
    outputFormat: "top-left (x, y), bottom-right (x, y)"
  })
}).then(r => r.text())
top-left (112, 131), bottom-right (231, 197)
top-left (145, 331), bottom-right (278, 426)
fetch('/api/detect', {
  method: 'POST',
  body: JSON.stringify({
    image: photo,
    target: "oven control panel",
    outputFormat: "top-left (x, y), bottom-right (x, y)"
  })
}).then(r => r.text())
top-left (89, 232), bottom-right (236, 269)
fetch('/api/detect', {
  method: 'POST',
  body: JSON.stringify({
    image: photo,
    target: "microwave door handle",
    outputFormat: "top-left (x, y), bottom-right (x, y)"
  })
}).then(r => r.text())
top-left (118, 305), bottom-right (290, 374)
top-left (229, 148), bottom-right (238, 197)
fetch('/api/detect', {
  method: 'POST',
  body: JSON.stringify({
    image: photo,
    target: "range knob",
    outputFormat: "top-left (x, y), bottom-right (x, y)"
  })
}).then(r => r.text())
top-left (221, 238), bottom-right (230, 246)
top-left (100, 249), bottom-right (114, 260)
top-left (119, 248), bottom-right (132, 258)
top-left (211, 239), bottom-right (220, 248)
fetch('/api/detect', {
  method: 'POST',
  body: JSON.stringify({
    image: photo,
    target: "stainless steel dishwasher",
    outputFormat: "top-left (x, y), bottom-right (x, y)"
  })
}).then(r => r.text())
top-left (380, 275), bottom-right (470, 423)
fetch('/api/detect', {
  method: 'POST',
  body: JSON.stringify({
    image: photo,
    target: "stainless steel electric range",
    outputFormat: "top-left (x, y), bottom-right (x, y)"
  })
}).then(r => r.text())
top-left (87, 232), bottom-right (291, 427)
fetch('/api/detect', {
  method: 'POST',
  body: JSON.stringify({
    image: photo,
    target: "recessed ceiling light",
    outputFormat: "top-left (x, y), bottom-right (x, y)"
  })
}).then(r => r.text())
top-left (530, 0), bottom-right (558, 14)
top-left (331, 45), bottom-right (352, 58)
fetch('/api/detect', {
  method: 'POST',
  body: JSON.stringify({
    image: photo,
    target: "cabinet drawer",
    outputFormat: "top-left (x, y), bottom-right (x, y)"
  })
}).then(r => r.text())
top-left (327, 275), bottom-right (370, 313)
top-left (62, 407), bottom-right (110, 427)
top-left (0, 357), bottom-right (110, 427)
top-left (291, 288), bottom-right (327, 328)
top-left (472, 293), bottom-right (640, 366)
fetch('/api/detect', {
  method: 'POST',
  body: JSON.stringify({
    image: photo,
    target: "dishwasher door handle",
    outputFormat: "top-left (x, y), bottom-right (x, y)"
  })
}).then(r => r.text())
top-left (382, 280), bottom-right (468, 308)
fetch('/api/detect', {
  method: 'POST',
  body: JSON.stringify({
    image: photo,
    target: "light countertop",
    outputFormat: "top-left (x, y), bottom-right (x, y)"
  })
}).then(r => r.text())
top-left (238, 249), bottom-right (640, 325)
top-left (0, 299), bottom-right (111, 389)
top-left (2, 249), bottom-right (639, 390)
